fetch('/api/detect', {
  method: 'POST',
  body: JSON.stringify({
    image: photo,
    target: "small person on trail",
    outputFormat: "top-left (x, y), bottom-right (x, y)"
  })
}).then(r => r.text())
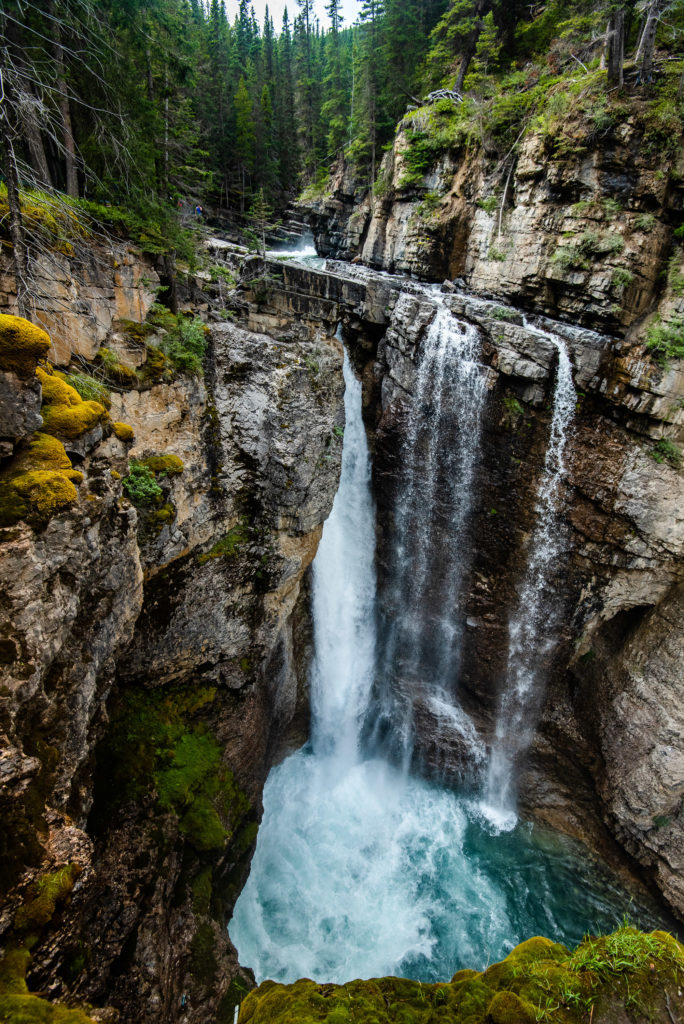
top-left (195, 204), bottom-right (203, 220)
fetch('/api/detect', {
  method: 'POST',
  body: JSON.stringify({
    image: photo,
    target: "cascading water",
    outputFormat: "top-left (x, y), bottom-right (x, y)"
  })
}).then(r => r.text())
top-left (372, 294), bottom-right (488, 776)
top-left (484, 322), bottom-right (577, 824)
top-left (230, 299), bottom-right (670, 988)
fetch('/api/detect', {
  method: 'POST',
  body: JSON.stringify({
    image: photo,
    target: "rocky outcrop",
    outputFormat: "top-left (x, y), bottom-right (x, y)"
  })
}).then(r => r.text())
top-left (304, 102), bottom-right (684, 339)
top-left (0, 244), bottom-right (159, 366)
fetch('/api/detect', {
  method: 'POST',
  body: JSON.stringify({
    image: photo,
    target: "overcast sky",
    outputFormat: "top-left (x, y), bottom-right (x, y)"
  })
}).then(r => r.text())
top-left (224, 0), bottom-right (362, 32)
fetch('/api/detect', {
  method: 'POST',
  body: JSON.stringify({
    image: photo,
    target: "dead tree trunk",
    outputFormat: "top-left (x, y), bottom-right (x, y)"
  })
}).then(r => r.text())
top-left (606, 9), bottom-right (625, 87)
top-left (50, 2), bottom-right (78, 197)
top-left (636, 0), bottom-right (668, 83)
top-left (22, 83), bottom-right (53, 188)
top-left (0, 121), bottom-right (31, 318)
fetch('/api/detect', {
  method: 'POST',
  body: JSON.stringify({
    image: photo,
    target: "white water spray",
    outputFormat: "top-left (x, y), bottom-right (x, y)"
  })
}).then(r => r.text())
top-left (484, 322), bottom-right (576, 824)
top-left (375, 293), bottom-right (488, 776)
top-left (310, 348), bottom-right (377, 760)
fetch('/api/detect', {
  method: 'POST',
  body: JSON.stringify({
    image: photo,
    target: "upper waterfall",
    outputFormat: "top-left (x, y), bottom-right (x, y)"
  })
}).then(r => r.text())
top-left (372, 292), bottom-right (488, 779)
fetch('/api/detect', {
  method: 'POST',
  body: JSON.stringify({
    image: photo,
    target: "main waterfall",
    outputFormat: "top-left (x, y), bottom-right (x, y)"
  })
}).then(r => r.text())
top-left (230, 302), bottom-right (667, 986)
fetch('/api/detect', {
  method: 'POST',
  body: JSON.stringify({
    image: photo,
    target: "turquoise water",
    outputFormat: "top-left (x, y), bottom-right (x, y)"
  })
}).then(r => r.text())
top-left (229, 748), bottom-right (671, 985)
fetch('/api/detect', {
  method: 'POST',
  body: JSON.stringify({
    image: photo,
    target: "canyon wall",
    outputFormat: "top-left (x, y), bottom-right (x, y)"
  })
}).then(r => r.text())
top-left (0, 245), bottom-right (347, 1023)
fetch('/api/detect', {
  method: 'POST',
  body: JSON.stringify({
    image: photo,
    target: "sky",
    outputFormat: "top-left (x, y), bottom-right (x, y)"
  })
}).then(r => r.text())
top-left (224, 0), bottom-right (362, 32)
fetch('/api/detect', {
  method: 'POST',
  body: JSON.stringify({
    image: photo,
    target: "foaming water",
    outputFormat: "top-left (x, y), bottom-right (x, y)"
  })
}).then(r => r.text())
top-left (266, 231), bottom-right (324, 268)
top-left (231, 751), bottom-right (665, 984)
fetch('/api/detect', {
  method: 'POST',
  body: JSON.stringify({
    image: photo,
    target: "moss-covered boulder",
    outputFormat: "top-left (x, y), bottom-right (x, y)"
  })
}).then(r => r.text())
top-left (0, 432), bottom-right (83, 528)
top-left (36, 368), bottom-right (108, 441)
top-left (237, 927), bottom-right (684, 1024)
top-left (0, 315), bottom-right (51, 379)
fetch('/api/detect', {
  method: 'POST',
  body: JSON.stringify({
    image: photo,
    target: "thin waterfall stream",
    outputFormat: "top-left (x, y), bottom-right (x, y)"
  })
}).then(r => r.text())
top-left (484, 321), bottom-right (577, 826)
top-left (229, 293), bottom-right (672, 986)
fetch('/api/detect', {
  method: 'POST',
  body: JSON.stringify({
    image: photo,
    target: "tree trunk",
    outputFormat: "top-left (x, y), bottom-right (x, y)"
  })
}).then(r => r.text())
top-left (0, 125), bottom-right (31, 319)
top-left (606, 10), bottom-right (625, 87)
top-left (453, 0), bottom-right (488, 94)
top-left (22, 84), bottom-right (53, 188)
top-left (50, 1), bottom-right (78, 197)
top-left (637, 0), bottom-right (668, 83)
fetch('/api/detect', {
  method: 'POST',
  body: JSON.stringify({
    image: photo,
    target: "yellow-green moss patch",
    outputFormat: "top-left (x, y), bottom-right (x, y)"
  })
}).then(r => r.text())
top-left (37, 367), bottom-right (107, 441)
top-left (112, 421), bottom-right (135, 442)
top-left (0, 433), bottom-right (82, 529)
top-left (0, 315), bottom-right (51, 379)
top-left (138, 453), bottom-right (184, 476)
top-left (13, 864), bottom-right (81, 932)
top-left (0, 944), bottom-right (97, 1024)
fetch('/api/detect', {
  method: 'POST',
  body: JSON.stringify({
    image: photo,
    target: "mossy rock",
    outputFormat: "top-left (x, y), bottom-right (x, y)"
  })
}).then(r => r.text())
top-left (485, 991), bottom-right (536, 1024)
top-left (13, 864), bottom-right (81, 932)
top-left (0, 950), bottom-right (31, 996)
top-left (0, 993), bottom-right (97, 1024)
top-left (36, 367), bottom-right (107, 441)
top-left (0, 433), bottom-right (82, 528)
top-left (139, 453), bottom-right (184, 476)
top-left (238, 928), bottom-right (684, 1024)
top-left (0, 315), bottom-right (51, 379)
top-left (112, 421), bottom-right (135, 442)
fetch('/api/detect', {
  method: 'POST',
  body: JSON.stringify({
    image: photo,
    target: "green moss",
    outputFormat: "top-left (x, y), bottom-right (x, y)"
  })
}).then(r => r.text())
top-left (36, 367), bottom-right (107, 441)
top-left (239, 928), bottom-right (684, 1024)
top-left (95, 684), bottom-right (250, 854)
top-left (0, 994), bottom-right (97, 1024)
top-left (198, 520), bottom-right (248, 564)
top-left (95, 347), bottom-right (139, 388)
top-left (0, 950), bottom-right (31, 995)
top-left (0, 315), bottom-right (51, 379)
top-left (486, 990), bottom-right (536, 1024)
top-left (191, 868), bottom-right (212, 916)
top-left (190, 922), bottom-right (218, 990)
top-left (13, 864), bottom-right (81, 932)
top-left (0, 470), bottom-right (78, 529)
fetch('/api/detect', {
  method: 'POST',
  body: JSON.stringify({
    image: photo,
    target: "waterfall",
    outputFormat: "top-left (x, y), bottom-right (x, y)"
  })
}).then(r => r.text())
top-left (310, 346), bottom-right (377, 761)
top-left (373, 293), bottom-right (488, 777)
top-left (229, 294), bottom-right (663, 988)
top-left (484, 323), bottom-right (576, 823)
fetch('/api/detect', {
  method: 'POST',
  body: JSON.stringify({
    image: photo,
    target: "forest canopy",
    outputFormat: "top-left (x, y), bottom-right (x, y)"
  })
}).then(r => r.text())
top-left (1, 0), bottom-right (683, 233)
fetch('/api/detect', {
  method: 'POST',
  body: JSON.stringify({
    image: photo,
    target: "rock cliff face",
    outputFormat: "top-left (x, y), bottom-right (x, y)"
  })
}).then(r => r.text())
top-left (0, 245), bottom-right (346, 1023)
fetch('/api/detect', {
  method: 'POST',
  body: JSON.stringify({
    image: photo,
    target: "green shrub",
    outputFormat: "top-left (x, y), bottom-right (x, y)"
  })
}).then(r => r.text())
top-left (646, 315), bottom-right (684, 366)
top-left (122, 462), bottom-right (163, 506)
top-left (477, 195), bottom-right (498, 215)
top-left (651, 438), bottom-right (681, 467)
top-left (634, 213), bottom-right (656, 233)
top-left (62, 373), bottom-right (111, 409)
top-left (611, 268), bottom-right (634, 290)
